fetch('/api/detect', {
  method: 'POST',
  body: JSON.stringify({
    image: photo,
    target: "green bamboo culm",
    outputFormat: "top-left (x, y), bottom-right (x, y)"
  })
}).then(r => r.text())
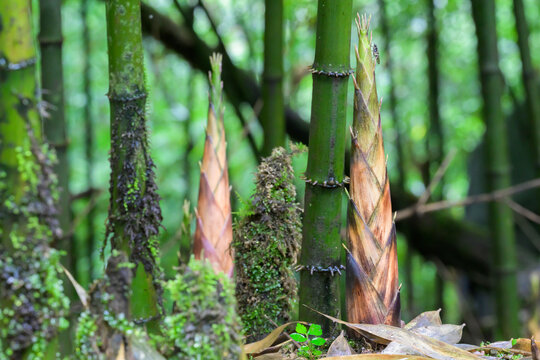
top-left (426, 0), bottom-right (444, 187)
top-left (298, 0), bottom-right (353, 335)
top-left (0, 1), bottom-right (69, 358)
top-left (81, 0), bottom-right (95, 285)
top-left (470, 0), bottom-right (520, 338)
top-left (260, 0), bottom-right (285, 156)
top-left (39, 0), bottom-right (71, 270)
top-left (104, 0), bottom-right (163, 325)
top-left (512, 0), bottom-right (540, 171)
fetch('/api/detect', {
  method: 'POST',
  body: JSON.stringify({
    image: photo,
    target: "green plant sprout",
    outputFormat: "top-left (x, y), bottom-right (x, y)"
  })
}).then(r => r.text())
top-left (290, 323), bottom-right (326, 359)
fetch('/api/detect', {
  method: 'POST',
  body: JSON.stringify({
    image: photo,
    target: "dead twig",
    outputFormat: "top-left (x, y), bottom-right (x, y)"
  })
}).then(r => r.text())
top-left (417, 148), bottom-right (457, 206)
top-left (396, 177), bottom-right (540, 221)
top-left (65, 188), bottom-right (104, 238)
top-left (503, 198), bottom-right (540, 224)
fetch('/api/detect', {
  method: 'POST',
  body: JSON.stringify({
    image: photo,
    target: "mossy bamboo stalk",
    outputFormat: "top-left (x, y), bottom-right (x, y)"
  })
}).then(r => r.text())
top-left (260, 0), bottom-right (285, 156)
top-left (346, 15), bottom-right (400, 327)
top-left (513, 0), bottom-right (540, 170)
top-left (298, 0), bottom-right (352, 335)
top-left (0, 1), bottom-right (68, 357)
top-left (470, 0), bottom-right (520, 338)
top-left (105, 0), bottom-right (163, 326)
top-left (193, 54), bottom-right (234, 277)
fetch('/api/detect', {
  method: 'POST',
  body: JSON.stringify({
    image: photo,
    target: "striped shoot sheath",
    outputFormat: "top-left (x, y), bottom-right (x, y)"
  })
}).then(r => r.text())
top-left (346, 14), bottom-right (401, 327)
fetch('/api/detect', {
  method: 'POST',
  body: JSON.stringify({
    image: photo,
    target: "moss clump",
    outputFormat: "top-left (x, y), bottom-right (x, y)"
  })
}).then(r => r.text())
top-left (74, 252), bottom-right (142, 359)
top-left (233, 147), bottom-right (302, 340)
top-left (154, 257), bottom-right (242, 360)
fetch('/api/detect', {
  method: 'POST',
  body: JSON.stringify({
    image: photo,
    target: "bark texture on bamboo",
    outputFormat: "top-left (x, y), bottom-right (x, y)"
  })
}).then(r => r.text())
top-left (0, 1), bottom-right (68, 357)
top-left (346, 15), bottom-right (400, 327)
top-left (194, 53), bottom-right (234, 277)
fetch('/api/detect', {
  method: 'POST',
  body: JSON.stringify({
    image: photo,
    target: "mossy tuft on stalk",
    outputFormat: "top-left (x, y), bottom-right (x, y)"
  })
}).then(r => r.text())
top-left (153, 256), bottom-right (242, 360)
top-left (233, 146), bottom-right (302, 339)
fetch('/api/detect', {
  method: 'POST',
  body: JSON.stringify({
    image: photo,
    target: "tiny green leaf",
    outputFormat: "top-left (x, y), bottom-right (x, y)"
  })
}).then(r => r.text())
top-left (290, 333), bottom-right (307, 342)
top-left (310, 337), bottom-right (326, 346)
top-left (299, 345), bottom-right (310, 355)
top-left (313, 349), bottom-right (322, 356)
top-left (308, 324), bottom-right (323, 336)
top-left (296, 323), bottom-right (308, 334)
top-left (511, 338), bottom-right (517, 346)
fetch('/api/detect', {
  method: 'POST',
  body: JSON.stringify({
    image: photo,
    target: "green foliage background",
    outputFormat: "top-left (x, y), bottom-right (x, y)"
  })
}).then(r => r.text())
top-left (48, 0), bottom-right (540, 336)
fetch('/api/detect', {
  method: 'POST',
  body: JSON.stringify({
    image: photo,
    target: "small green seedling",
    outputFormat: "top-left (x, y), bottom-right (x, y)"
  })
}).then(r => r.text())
top-left (290, 323), bottom-right (326, 359)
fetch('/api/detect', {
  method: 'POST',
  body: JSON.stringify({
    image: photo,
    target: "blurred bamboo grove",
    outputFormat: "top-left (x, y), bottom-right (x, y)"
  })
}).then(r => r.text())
top-left (1, 0), bottom-right (540, 356)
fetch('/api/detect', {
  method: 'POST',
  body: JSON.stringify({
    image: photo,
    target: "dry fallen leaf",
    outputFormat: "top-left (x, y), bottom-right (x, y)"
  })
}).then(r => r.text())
top-left (327, 331), bottom-right (355, 357)
top-left (244, 322), bottom-right (301, 354)
top-left (533, 337), bottom-right (540, 360)
top-left (62, 265), bottom-right (89, 308)
top-left (512, 338), bottom-right (540, 353)
top-left (405, 310), bottom-right (443, 330)
top-left (323, 355), bottom-right (434, 360)
top-left (307, 307), bottom-right (481, 360)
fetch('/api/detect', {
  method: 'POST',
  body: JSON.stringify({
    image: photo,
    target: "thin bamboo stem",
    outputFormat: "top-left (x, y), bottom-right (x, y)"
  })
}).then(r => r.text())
top-left (261, 0), bottom-right (285, 156)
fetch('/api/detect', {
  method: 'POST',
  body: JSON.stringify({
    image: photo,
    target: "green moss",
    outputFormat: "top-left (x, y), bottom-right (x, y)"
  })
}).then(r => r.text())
top-left (73, 263), bottom-right (143, 359)
top-left (233, 147), bottom-right (302, 340)
top-left (154, 257), bottom-right (242, 360)
top-left (0, 139), bottom-right (69, 359)
top-left (75, 311), bottom-right (101, 359)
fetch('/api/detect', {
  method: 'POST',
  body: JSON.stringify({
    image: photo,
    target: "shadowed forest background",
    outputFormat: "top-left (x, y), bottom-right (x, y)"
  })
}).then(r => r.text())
top-left (2, 0), bottom-right (540, 357)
